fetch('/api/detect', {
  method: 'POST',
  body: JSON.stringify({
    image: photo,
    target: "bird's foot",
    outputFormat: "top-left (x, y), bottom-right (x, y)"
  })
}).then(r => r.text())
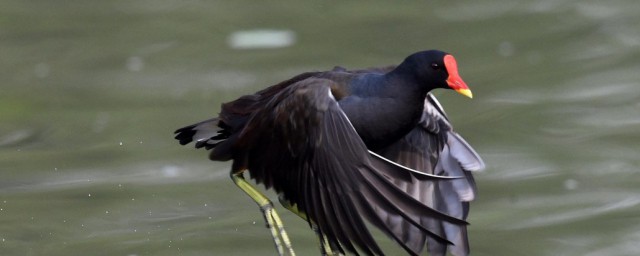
top-left (278, 195), bottom-right (342, 256)
top-left (260, 203), bottom-right (295, 256)
top-left (231, 172), bottom-right (295, 256)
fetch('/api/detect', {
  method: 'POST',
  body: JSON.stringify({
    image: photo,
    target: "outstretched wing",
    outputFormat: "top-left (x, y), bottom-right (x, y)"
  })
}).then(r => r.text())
top-left (376, 93), bottom-right (485, 256)
top-left (234, 78), bottom-right (467, 255)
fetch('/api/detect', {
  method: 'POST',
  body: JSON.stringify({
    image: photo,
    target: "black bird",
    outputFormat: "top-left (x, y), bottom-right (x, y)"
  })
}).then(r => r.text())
top-left (174, 50), bottom-right (484, 256)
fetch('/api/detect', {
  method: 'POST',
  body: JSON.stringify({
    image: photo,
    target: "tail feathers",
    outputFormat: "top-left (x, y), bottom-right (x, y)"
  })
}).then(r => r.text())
top-left (174, 118), bottom-right (227, 149)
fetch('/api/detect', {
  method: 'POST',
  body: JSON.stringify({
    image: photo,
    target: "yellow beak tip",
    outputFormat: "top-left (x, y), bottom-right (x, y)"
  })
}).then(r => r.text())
top-left (456, 89), bottom-right (473, 99)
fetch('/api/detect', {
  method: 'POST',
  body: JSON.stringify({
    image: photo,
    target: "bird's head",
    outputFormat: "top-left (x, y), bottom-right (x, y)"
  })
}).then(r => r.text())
top-left (400, 50), bottom-right (473, 98)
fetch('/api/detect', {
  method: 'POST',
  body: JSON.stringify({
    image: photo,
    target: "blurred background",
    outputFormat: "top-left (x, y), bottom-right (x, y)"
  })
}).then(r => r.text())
top-left (1, 0), bottom-right (639, 255)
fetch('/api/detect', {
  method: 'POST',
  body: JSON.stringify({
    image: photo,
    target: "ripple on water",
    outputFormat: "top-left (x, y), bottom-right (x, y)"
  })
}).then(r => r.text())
top-left (435, 1), bottom-right (532, 21)
top-left (506, 192), bottom-right (640, 230)
top-left (575, 2), bottom-right (620, 19)
top-left (227, 29), bottom-right (296, 50)
top-left (0, 163), bottom-right (228, 193)
top-left (582, 227), bottom-right (640, 256)
top-left (553, 82), bottom-right (638, 104)
top-left (434, 0), bottom-right (626, 22)
top-left (481, 149), bottom-right (558, 181)
top-left (547, 66), bottom-right (640, 135)
top-left (0, 129), bottom-right (37, 147)
top-left (487, 88), bottom-right (546, 105)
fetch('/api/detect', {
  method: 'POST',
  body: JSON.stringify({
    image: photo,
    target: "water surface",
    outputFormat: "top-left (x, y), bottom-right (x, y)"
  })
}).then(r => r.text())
top-left (1, 1), bottom-right (639, 255)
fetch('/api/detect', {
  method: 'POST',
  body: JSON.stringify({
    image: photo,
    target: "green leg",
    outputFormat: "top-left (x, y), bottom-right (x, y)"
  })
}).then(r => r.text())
top-left (231, 172), bottom-right (295, 256)
top-left (278, 195), bottom-right (343, 256)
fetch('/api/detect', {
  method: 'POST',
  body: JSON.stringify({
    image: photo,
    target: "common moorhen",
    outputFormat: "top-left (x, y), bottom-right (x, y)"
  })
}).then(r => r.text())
top-left (175, 50), bottom-right (485, 256)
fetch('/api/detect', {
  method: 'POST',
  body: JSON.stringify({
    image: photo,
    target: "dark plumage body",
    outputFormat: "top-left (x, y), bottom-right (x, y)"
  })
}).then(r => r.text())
top-left (337, 77), bottom-right (418, 149)
top-left (175, 50), bottom-right (484, 256)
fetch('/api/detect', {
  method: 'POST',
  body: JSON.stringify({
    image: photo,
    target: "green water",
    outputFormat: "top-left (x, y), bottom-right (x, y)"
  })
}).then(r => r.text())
top-left (2, 1), bottom-right (639, 255)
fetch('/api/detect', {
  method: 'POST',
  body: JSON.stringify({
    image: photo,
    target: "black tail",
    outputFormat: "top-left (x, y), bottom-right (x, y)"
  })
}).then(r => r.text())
top-left (174, 118), bottom-right (228, 150)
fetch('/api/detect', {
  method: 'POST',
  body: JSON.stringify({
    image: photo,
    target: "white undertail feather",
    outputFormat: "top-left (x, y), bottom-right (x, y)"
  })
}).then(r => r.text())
top-left (191, 118), bottom-right (225, 146)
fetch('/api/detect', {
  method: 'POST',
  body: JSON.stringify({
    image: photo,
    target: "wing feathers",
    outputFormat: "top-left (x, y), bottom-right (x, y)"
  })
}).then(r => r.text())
top-left (360, 159), bottom-right (468, 230)
top-left (448, 132), bottom-right (486, 172)
top-left (374, 94), bottom-right (484, 256)
top-left (236, 78), bottom-right (466, 255)
top-left (369, 150), bottom-right (464, 179)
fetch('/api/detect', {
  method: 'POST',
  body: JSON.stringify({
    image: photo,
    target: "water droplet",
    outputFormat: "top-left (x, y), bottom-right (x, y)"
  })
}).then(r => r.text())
top-left (126, 56), bottom-right (145, 72)
top-left (119, 142), bottom-right (123, 146)
top-left (92, 112), bottom-right (110, 133)
top-left (34, 63), bottom-right (50, 78)
top-left (161, 165), bottom-right (181, 178)
top-left (498, 41), bottom-right (515, 57)
top-left (228, 29), bottom-right (296, 49)
top-left (88, 194), bottom-right (91, 197)
top-left (564, 179), bottom-right (579, 190)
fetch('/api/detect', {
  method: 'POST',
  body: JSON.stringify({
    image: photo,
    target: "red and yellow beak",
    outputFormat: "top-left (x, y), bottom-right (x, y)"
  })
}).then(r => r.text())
top-left (444, 54), bottom-right (473, 98)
